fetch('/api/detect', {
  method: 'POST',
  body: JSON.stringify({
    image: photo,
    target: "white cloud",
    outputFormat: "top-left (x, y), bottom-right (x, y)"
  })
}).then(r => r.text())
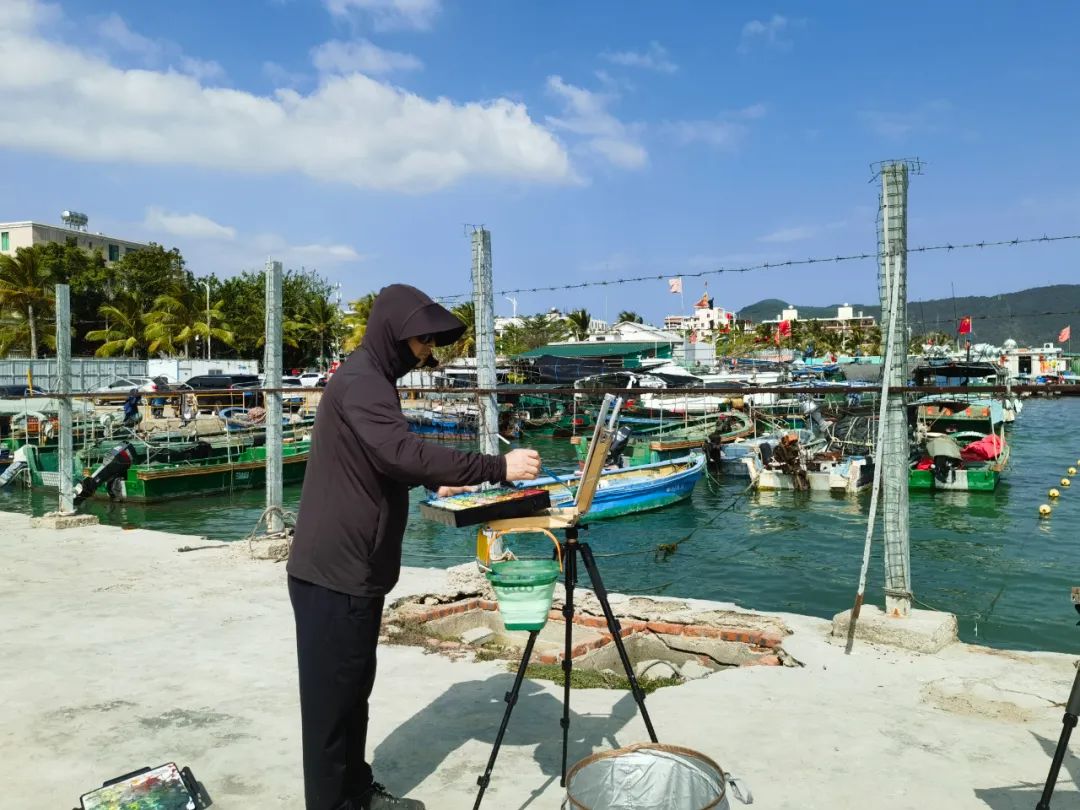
top-left (758, 220), bottom-right (846, 243)
top-left (97, 13), bottom-right (160, 61)
top-left (8, 0), bottom-right (60, 31)
top-left (94, 11), bottom-right (226, 84)
top-left (324, 0), bottom-right (440, 31)
top-left (601, 42), bottom-right (677, 74)
top-left (287, 242), bottom-right (363, 263)
top-left (312, 39), bottom-right (422, 76)
top-left (145, 208), bottom-right (237, 241)
top-left (0, 3), bottom-right (572, 193)
top-left (739, 15), bottom-right (797, 53)
top-left (663, 104), bottom-right (766, 150)
top-left (263, 61), bottom-right (307, 88)
top-left (545, 75), bottom-right (646, 170)
top-left (861, 100), bottom-right (953, 139)
top-left (179, 56), bottom-right (226, 83)
top-left (758, 225), bottom-right (819, 243)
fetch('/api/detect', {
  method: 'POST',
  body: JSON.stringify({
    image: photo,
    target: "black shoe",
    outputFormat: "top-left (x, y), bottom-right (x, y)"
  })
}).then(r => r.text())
top-left (358, 782), bottom-right (425, 809)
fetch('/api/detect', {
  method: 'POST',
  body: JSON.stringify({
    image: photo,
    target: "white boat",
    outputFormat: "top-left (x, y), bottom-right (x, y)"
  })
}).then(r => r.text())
top-left (741, 452), bottom-right (874, 494)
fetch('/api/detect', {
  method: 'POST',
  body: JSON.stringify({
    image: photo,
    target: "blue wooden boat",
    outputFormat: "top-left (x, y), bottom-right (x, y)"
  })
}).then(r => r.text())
top-left (531, 452), bottom-right (705, 520)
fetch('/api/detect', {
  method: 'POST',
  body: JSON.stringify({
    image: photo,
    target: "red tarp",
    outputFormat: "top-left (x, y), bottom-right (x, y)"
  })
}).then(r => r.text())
top-left (960, 434), bottom-right (1005, 461)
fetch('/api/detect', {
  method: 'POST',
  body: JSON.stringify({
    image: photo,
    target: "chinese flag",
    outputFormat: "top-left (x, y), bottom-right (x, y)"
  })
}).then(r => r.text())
top-left (957, 316), bottom-right (972, 335)
top-left (1059, 325), bottom-right (1071, 343)
top-left (778, 320), bottom-right (792, 337)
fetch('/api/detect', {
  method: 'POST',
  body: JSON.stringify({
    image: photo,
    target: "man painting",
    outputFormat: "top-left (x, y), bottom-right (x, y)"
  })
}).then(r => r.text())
top-left (287, 284), bottom-right (541, 810)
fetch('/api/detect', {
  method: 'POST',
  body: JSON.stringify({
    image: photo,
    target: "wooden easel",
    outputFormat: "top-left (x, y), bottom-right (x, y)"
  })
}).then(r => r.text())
top-left (472, 394), bottom-right (659, 809)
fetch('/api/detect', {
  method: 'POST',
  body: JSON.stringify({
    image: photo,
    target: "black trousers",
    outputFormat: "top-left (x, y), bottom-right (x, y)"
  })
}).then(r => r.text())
top-left (289, 575), bottom-right (385, 810)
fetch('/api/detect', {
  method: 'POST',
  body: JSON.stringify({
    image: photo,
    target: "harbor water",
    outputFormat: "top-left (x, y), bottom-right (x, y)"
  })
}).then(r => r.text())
top-left (3, 397), bottom-right (1078, 654)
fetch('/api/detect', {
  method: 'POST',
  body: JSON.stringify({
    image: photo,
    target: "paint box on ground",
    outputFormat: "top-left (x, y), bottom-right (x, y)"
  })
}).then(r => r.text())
top-left (80, 762), bottom-right (210, 810)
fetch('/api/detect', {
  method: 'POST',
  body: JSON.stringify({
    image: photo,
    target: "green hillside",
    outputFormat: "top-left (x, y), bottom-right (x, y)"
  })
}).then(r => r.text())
top-left (737, 285), bottom-right (1080, 346)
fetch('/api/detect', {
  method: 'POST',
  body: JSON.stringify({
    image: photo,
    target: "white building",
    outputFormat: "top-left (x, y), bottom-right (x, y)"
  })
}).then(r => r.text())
top-left (998, 340), bottom-right (1067, 379)
top-left (0, 213), bottom-right (148, 265)
top-left (760, 303), bottom-right (876, 332)
top-left (585, 320), bottom-right (677, 345)
top-left (664, 293), bottom-right (735, 338)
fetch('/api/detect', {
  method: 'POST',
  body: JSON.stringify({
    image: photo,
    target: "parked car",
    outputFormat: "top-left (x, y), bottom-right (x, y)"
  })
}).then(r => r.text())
top-left (298, 371), bottom-right (326, 388)
top-left (183, 374), bottom-right (263, 412)
top-left (0, 384), bottom-right (48, 398)
top-left (93, 376), bottom-right (169, 405)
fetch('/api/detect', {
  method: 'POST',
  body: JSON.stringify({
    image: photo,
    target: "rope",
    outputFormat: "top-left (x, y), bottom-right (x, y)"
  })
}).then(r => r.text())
top-left (246, 505), bottom-right (297, 562)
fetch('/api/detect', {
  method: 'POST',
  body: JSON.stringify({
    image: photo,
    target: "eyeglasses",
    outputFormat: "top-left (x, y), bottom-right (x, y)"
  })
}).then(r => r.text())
top-left (416, 334), bottom-right (436, 344)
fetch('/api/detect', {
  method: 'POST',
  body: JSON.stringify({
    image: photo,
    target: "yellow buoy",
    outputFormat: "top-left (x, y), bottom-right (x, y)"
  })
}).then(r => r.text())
top-left (1063, 478), bottom-right (1072, 488)
top-left (1039, 504), bottom-right (1052, 517)
top-left (1070, 467), bottom-right (1078, 476)
top-left (1050, 488), bottom-right (1061, 498)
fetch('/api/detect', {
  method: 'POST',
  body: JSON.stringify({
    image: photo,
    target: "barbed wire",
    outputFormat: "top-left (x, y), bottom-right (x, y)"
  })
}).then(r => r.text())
top-left (434, 232), bottom-right (1080, 301)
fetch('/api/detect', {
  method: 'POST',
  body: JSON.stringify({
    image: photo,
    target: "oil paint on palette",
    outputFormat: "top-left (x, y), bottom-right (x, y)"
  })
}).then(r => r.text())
top-left (81, 763), bottom-right (196, 810)
top-left (419, 486), bottom-right (551, 527)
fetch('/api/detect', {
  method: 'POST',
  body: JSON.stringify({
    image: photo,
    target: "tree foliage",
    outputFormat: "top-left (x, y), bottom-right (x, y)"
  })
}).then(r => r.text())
top-left (0, 242), bottom-right (346, 368)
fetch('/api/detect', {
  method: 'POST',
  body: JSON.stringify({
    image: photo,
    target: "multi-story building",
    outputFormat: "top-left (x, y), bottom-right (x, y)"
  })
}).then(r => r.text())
top-left (0, 212), bottom-right (148, 264)
top-left (759, 304), bottom-right (876, 332)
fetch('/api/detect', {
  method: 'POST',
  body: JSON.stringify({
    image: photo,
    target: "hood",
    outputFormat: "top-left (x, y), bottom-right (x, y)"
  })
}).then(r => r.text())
top-left (361, 284), bottom-right (466, 379)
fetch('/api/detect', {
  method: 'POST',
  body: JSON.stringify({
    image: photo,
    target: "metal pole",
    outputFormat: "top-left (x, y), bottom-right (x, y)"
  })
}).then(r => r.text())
top-left (879, 162), bottom-right (912, 617)
top-left (471, 228), bottom-right (499, 456)
top-left (202, 281), bottom-right (211, 361)
top-left (56, 284), bottom-right (73, 514)
top-left (264, 260), bottom-right (284, 532)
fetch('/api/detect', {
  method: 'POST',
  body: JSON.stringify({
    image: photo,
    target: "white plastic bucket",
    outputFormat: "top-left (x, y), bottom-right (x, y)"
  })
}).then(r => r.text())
top-left (563, 743), bottom-right (752, 810)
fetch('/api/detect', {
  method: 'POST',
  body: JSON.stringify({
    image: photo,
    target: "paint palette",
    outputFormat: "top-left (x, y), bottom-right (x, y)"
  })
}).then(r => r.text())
top-left (420, 486), bottom-right (551, 527)
top-left (81, 763), bottom-right (200, 810)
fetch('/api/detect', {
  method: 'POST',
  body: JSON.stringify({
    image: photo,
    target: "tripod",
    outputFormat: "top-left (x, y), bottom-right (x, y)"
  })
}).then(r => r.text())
top-left (472, 525), bottom-right (658, 809)
top-left (1036, 661), bottom-right (1080, 809)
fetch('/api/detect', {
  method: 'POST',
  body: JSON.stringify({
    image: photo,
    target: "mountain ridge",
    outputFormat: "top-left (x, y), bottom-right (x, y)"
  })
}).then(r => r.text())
top-left (736, 284), bottom-right (1080, 346)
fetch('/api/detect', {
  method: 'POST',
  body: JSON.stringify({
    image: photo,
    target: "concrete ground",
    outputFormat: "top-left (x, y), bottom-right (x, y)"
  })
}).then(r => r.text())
top-left (1, 511), bottom-right (1078, 809)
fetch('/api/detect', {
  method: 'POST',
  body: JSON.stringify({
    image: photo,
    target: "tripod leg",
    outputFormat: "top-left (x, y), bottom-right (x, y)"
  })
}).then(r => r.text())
top-left (1036, 662), bottom-right (1080, 810)
top-left (579, 542), bottom-right (659, 743)
top-left (473, 631), bottom-right (538, 810)
top-left (560, 537), bottom-right (578, 787)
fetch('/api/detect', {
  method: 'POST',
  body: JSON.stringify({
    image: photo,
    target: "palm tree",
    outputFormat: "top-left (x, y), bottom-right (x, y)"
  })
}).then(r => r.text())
top-left (0, 246), bottom-right (54, 358)
top-left (145, 281), bottom-right (234, 358)
top-left (566, 308), bottom-right (591, 341)
top-left (295, 295), bottom-right (343, 367)
top-left (450, 301), bottom-right (476, 358)
top-left (617, 310), bottom-right (644, 324)
top-left (342, 293), bottom-right (377, 352)
top-left (85, 292), bottom-right (147, 357)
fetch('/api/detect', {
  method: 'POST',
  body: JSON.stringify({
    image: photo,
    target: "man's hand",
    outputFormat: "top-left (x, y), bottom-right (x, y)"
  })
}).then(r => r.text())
top-left (435, 485), bottom-right (477, 498)
top-left (504, 448), bottom-right (541, 481)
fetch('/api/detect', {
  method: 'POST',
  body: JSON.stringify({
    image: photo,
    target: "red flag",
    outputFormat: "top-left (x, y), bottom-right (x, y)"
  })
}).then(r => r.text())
top-left (778, 320), bottom-right (792, 337)
top-left (1059, 325), bottom-right (1071, 343)
top-left (689, 330), bottom-right (698, 344)
top-left (957, 316), bottom-right (972, 335)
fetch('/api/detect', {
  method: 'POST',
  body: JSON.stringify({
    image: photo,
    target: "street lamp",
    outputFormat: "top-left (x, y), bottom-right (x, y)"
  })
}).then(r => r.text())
top-left (199, 281), bottom-right (211, 360)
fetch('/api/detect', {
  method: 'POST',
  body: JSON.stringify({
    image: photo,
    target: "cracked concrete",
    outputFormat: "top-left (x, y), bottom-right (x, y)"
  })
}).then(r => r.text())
top-left (1, 511), bottom-right (1079, 809)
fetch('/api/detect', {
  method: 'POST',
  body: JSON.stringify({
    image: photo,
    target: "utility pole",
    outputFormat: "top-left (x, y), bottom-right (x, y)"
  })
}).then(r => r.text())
top-left (56, 284), bottom-right (73, 514)
top-left (878, 160), bottom-right (919, 618)
top-left (200, 280), bottom-right (211, 360)
top-left (471, 228), bottom-right (499, 455)
top-left (264, 260), bottom-right (284, 532)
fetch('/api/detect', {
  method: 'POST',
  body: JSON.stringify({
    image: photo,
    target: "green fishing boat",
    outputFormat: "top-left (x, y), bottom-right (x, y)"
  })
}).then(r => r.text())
top-left (16, 436), bottom-right (310, 502)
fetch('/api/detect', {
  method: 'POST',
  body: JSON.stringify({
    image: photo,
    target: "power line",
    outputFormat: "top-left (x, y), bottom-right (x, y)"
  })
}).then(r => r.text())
top-left (434, 231), bottom-right (1080, 301)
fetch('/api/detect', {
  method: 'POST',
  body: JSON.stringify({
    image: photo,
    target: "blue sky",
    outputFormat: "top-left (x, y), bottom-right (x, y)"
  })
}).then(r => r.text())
top-left (2, 0), bottom-right (1078, 323)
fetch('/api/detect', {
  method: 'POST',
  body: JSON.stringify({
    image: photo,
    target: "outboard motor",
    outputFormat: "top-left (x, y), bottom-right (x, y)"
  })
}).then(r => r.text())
top-left (605, 425), bottom-right (634, 467)
top-left (801, 398), bottom-right (831, 438)
top-left (925, 435), bottom-right (963, 485)
top-left (74, 442), bottom-right (135, 506)
top-left (0, 446), bottom-right (29, 488)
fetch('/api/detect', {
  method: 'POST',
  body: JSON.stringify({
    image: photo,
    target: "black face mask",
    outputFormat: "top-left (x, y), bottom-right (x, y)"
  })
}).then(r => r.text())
top-left (395, 340), bottom-right (437, 374)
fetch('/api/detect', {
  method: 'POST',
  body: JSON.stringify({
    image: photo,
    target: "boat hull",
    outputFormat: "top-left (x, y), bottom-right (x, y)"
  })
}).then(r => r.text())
top-left (539, 453), bottom-right (705, 520)
top-left (909, 467), bottom-right (999, 492)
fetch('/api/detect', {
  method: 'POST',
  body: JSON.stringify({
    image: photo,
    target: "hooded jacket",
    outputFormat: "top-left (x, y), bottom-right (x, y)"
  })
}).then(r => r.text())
top-left (287, 284), bottom-right (507, 597)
